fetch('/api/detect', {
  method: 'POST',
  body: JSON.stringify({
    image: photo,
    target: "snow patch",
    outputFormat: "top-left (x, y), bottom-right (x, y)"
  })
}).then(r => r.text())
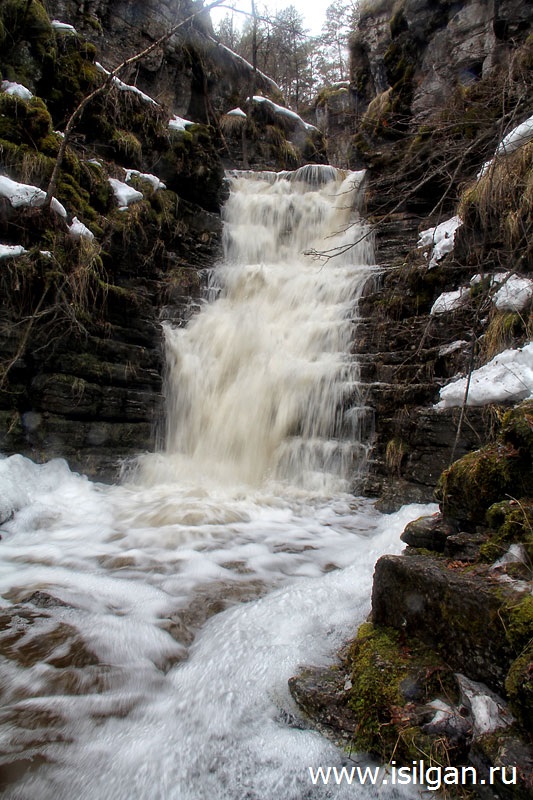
top-left (494, 274), bottom-right (533, 312)
top-left (169, 114), bottom-right (195, 131)
top-left (478, 114), bottom-right (533, 177)
top-left (496, 114), bottom-right (533, 157)
top-left (68, 217), bottom-right (94, 240)
top-left (457, 675), bottom-right (514, 737)
top-left (252, 96), bottom-right (318, 132)
top-left (108, 178), bottom-right (143, 209)
top-left (0, 244), bottom-right (27, 259)
top-left (438, 340), bottom-right (469, 357)
top-left (95, 63), bottom-right (158, 106)
top-left (418, 216), bottom-right (463, 269)
top-left (211, 40), bottom-right (282, 95)
top-left (492, 543), bottom-right (528, 570)
top-left (51, 20), bottom-right (77, 33)
top-left (436, 343), bottom-right (533, 408)
top-left (0, 175), bottom-right (67, 220)
top-left (125, 170), bottom-right (165, 191)
top-left (50, 197), bottom-right (67, 218)
top-left (227, 107), bottom-right (247, 118)
top-left (430, 288), bottom-right (469, 315)
top-left (1, 80), bottom-right (33, 100)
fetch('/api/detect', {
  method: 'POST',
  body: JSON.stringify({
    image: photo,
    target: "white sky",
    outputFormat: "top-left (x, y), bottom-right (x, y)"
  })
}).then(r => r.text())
top-left (209, 1), bottom-right (331, 36)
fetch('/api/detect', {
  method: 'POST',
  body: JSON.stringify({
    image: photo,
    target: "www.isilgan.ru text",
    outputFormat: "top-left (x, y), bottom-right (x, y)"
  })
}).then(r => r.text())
top-left (308, 761), bottom-right (517, 791)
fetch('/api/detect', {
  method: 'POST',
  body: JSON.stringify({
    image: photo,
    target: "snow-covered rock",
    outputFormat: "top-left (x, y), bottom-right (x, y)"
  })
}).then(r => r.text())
top-left (430, 287), bottom-right (469, 315)
top-left (227, 108), bottom-right (247, 118)
top-left (418, 216), bottom-right (463, 269)
top-left (0, 175), bottom-right (67, 219)
top-left (496, 114), bottom-right (533, 157)
top-left (124, 170), bottom-right (165, 191)
top-left (493, 274), bottom-right (533, 312)
top-left (477, 114), bottom-right (533, 177)
top-left (252, 96), bottom-right (318, 132)
top-left (68, 217), bottom-right (94, 240)
top-left (108, 178), bottom-right (143, 209)
top-left (1, 81), bottom-right (33, 101)
top-left (51, 20), bottom-right (77, 33)
top-left (95, 63), bottom-right (158, 106)
top-left (456, 675), bottom-right (514, 737)
top-left (436, 343), bottom-right (533, 408)
top-left (169, 115), bottom-right (195, 131)
top-left (0, 244), bottom-right (28, 259)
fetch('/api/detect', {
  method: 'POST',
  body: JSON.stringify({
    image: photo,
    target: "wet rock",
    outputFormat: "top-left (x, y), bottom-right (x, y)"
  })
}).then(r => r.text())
top-left (371, 553), bottom-right (527, 693)
top-left (420, 698), bottom-right (472, 746)
top-left (444, 532), bottom-right (488, 561)
top-left (26, 592), bottom-right (70, 609)
top-left (288, 665), bottom-right (358, 743)
top-left (470, 728), bottom-right (533, 800)
top-left (457, 674), bottom-right (515, 738)
top-left (400, 512), bottom-right (457, 551)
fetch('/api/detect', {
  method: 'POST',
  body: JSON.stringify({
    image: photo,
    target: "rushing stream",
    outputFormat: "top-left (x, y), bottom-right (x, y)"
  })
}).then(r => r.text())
top-left (0, 166), bottom-right (434, 799)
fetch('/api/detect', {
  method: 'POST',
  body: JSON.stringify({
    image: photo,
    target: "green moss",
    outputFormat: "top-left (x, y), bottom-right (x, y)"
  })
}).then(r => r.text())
top-left (390, 6), bottom-right (407, 38)
top-left (42, 35), bottom-right (101, 123)
top-left (505, 595), bottom-right (533, 653)
top-left (38, 132), bottom-right (62, 157)
top-left (483, 498), bottom-right (533, 564)
top-left (56, 173), bottom-right (90, 211)
top-left (345, 622), bottom-right (456, 761)
top-left (0, 93), bottom-right (53, 148)
top-left (346, 623), bottom-right (408, 755)
top-left (0, 137), bottom-right (54, 185)
top-left (505, 645), bottom-right (533, 731)
top-left (78, 162), bottom-right (112, 213)
top-left (110, 129), bottom-right (142, 166)
top-left (0, 0), bottom-right (53, 46)
top-left (436, 442), bottom-right (530, 527)
top-left (501, 400), bottom-right (533, 453)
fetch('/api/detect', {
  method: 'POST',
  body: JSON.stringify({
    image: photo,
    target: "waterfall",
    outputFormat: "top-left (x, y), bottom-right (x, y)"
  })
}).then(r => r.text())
top-left (0, 166), bottom-right (434, 800)
top-left (139, 165), bottom-right (374, 493)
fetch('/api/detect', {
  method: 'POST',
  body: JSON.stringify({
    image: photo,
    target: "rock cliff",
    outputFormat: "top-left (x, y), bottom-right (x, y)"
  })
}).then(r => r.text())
top-left (0, 0), bottom-right (324, 478)
top-left (344, 0), bottom-right (533, 507)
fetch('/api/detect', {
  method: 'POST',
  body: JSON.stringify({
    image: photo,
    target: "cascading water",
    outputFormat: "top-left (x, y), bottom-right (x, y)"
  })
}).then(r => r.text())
top-left (0, 166), bottom-right (434, 800)
top-left (139, 165), bottom-right (373, 492)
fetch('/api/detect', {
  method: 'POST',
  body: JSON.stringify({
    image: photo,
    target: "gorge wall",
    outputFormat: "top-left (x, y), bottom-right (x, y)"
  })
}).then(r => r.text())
top-left (342, 0), bottom-right (533, 508)
top-left (0, 0), bottom-right (324, 479)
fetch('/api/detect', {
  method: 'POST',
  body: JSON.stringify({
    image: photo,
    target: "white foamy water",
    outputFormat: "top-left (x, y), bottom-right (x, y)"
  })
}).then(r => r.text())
top-left (139, 166), bottom-right (374, 492)
top-left (0, 166), bottom-right (435, 799)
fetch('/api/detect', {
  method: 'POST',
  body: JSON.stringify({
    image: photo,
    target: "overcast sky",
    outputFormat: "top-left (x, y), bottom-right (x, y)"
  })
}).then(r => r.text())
top-left (209, 1), bottom-right (332, 36)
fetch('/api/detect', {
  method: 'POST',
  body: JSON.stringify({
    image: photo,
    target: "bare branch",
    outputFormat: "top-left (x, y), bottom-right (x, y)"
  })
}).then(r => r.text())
top-left (45, 0), bottom-right (226, 205)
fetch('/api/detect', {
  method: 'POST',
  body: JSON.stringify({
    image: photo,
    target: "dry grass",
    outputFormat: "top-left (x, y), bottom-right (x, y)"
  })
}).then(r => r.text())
top-left (480, 307), bottom-right (533, 361)
top-left (458, 142), bottom-right (533, 264)
top-left (220, 114), bottom-right (246, 136)
top-left (362, 88), bottom-right (392, 132)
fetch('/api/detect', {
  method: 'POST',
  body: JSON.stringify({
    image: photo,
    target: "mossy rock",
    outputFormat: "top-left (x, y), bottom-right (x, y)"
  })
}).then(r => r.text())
top-left (41, 34), bottom-right (100, 124)
top-left (436, 444), bottom-right (517, 526)
top-left (500, 400), bottom-right (533, 454)
top-left (110, 129), bottom-right (143, 167)
top-left (483, 498), bottom-right (533, 564)
top-left (0, 93), bottom-right (53, 148)
top-left (505, 644), bottom-right (533, 733)
top-left (345, 621), bottom-right (457, 761)
top-left (158, 126), bottom-right (224, 213)
top-left (0, 0), bottom-right (54, 78)
top-left (504, 595), bottom-right (533, 654)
